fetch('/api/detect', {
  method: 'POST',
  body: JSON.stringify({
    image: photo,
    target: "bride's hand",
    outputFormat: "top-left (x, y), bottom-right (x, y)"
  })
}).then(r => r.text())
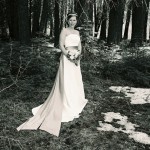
top-left (75, 51), bottom-right (81, 59)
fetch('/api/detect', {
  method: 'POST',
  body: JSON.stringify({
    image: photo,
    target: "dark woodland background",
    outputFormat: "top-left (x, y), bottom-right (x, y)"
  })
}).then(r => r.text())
top-left (0, 0), bottom-right (150, 46)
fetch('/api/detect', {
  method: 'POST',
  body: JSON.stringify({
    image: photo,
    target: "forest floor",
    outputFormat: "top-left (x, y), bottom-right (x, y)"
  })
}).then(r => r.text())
top-left (0, 39), bottom-right (150, 150)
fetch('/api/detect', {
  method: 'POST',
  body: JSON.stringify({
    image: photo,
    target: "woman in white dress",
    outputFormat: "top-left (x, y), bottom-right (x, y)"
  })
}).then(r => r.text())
top-left (17, 12), bottom-right (88, 137)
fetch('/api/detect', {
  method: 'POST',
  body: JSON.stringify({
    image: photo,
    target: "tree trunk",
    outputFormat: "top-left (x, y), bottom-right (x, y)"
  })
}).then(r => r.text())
top-left (49, 0), bottom-right (54, 37)
top-left (123, 3), bottom-right (131, 39)
top-left (54, 0), bottom-right (60, 47)
top-left (70, 0), bottom-right (74, 12)
top-left (130, 0), bottom-right (146, 46)
top-left (143, 0), bottom-right (149, 41)
top-left (0, 0), bottom-right (8, 39)
top-left (18, 0), bottom-right (30, 44)
top-left (100, 0), bottom-right (107, 41)
top-left (60, 0), bottom-right (65, 30)
top-left (40, 0), bottom-right (49, 33)
top-left (5, 0), bottom-right (19, 40)
top-left (29, 0), bottom-right (32, 36)
top-left (32, 0), bottom-right (42, 36)
top-left (107, 0), bottom-right (125, 44)
top-left (50, 14), bottom-right (54, 37)
top-left (94, 0), bottom-right (97, 34)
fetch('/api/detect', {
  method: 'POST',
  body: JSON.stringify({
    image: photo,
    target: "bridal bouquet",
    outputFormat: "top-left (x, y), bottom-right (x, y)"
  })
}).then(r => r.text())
top-left (66, 50), bottom-right (81, 66)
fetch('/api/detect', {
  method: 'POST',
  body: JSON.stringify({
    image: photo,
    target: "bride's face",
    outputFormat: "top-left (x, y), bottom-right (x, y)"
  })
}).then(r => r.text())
top-left (68, 16), bottom-right (77, 28)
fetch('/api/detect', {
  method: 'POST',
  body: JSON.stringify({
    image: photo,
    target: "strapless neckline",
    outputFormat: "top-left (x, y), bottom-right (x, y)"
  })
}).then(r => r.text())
top-left (66, 34), bottom-right (79, 38)
top-left (65, 34), bottom-right (80, 47)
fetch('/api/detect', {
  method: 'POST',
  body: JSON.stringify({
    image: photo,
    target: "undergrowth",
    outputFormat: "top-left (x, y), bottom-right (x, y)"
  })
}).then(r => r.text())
top-left (100, 56), bottom-right (150, 88)
top-left (82, 38), bottom-right (150, 88)
top-left (0, 40), bottom-right (150, 150)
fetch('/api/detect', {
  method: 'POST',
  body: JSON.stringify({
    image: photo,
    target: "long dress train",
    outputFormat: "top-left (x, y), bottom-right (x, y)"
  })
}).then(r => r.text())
top-left (17, 34), bottom-right (88, 137)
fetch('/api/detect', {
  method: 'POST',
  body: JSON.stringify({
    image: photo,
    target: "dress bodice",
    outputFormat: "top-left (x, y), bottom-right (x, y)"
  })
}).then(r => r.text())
top-left (65, 34), bottom-right (80, 47)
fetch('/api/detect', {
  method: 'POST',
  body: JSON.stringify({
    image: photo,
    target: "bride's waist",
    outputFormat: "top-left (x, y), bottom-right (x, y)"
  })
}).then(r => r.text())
top-left (66, 46), bottom-right (78, 51)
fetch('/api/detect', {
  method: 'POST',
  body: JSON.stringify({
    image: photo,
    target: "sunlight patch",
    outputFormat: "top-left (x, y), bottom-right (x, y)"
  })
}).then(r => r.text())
top-left (109, 86), bottom-right (150, 104)
top-left (42, 42), bottom-right (54, 47)
top-left (97, 112), bottom-right (150, 145)
top-left (129, 132), bottom-right (150, 145)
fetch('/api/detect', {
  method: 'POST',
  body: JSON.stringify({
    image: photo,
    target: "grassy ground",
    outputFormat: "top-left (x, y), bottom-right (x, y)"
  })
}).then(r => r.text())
top-left (0, 41), bottom-right (150, 150)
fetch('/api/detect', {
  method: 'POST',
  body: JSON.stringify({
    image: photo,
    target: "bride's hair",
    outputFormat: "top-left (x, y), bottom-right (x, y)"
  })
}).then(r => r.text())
top-left (67, 12), bottom-right (78, 21)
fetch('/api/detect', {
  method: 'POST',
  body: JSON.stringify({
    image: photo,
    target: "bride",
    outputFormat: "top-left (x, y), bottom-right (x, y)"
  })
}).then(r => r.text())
top-left (17, 12), bottom-right (88, 137)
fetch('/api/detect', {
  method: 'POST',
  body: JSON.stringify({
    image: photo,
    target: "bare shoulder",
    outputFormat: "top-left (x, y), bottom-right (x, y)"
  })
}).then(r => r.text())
top-left (63, 28), bottom-right (70, 33)
top-left (61, 27), bottom-right (66, 32)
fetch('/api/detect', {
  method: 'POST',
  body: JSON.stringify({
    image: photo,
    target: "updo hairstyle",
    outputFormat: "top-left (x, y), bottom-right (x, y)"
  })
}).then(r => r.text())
top-left (67, 12), bottom-right (78, 21)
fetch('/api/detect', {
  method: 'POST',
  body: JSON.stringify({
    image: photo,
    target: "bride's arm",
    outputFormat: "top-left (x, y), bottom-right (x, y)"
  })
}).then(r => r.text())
top-left (59, 29), bottom-right (68, 56)
top-left (78, 41), bottom-right (82, 55)
top-left (78, 32), bottom-right (82, 55)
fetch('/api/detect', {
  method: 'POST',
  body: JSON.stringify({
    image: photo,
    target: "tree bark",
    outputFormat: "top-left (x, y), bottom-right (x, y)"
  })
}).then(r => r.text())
top-left (130, 0), bottom-right (146, 46)
top-left (123, 3), bottom-right (131, 39)
top-left (18, 0), bottom-right (30, 44)
top-left (107, 0), bottom-right (125, 44)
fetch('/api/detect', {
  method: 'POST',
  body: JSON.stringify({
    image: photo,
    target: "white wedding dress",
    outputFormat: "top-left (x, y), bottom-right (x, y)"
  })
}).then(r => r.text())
top-left (17, 34), bottom-right (88, 137)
